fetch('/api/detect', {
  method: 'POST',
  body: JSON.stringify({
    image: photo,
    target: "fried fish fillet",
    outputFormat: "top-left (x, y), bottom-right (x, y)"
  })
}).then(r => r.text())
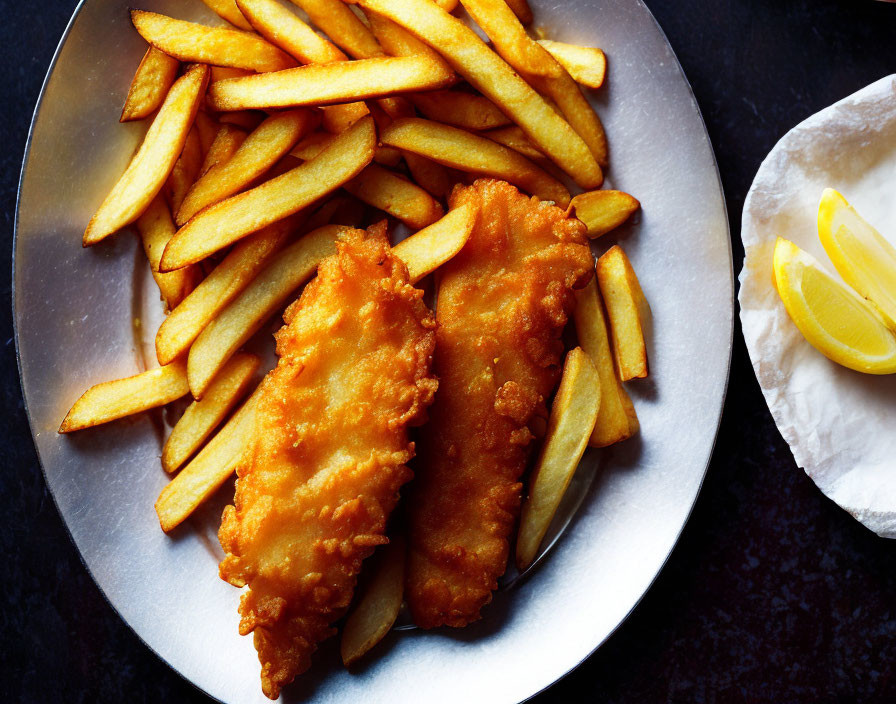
top-left (218, 224), bottom-right (437, 699)
top-left (406, 179), bottom-right (593, 628)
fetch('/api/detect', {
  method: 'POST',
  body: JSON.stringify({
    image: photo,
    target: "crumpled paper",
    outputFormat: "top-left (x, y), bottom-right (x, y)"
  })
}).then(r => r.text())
top-left (739, 75), bottom-right (896, 538)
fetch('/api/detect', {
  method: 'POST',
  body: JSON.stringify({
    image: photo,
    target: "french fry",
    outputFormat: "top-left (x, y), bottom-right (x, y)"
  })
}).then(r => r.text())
top-left (363, 8), bottom-right (452, 75)
top-left (162, 115), bottom-right (374, 270)
top-left (380, 117), bottom-right (570, 206)
top-left (209, 66), bottom-right (254, 84)
top-left (459, 0), bottom-right (607, 168)
top-left (83, 64), bottom-right (209, 246)
top-left (136, 196), bottom-right (201, 311)
top-left (236, 0), bottom-right (347, 64)
top-left (515, 347), bottom-right (600, 569)
top-left (187, 225), bottom-right (349, 397)
top-left (165, 127), bottom-right (203, 214)
top-left (131, 10), bottom-right (295, 72)
top-left (373, 146), bottom-right (403, 167)
top-left (537, 40), bottom-right (606, 90)
top-left (208, 55), bottom-right (453, 111)
top-left (155, 222), bottom-right (293, 365)
top-left (344, 164), bottom-right (444, 229)
top-left (340, 535), bottom-right (406, 666)
top-left (403, 151), bottom-right (454, 199)
top-left (321, 103), bottom-right (371, 134)
top-left (409, 90), bottom-right (511, 130)
top-left (570, 190), bottom-right (640, 239)
top-left (290, 130), bottom-right (334, 161)
top-left (357, 0), bottom-right (602, 188)
top-left (194, 111), bottom-right (219, 157)
top-left (218, 110), bottom-right (266, 130)
top-left (303, 195), bottom-right (366, 230)
top-left (161, 353), bottom-right (260, 473)
top-left (155, 389), bottom-right (260, 532)
top-left (434, 0), bottom-right (459, 10)
top-left (573, 277), bottom-right (638, 447)
top-left (120, 47), bottom-right (179, 122)
top-left (288, 0), bottom-right (383, 59)
top-left (199, 124), bottom-right (247, 175)
top-left (200, 0), bottom-right (254, 30)
top-left (484, 125), bottom-right (543, 160)
top-left (505, 0), bottom-right (532, 24)
top-left (59, 360), bottom-right (190, 433)
top-left (596, 245), bottom-right (650, 381)
top-left (392, 202), bottom-right (475, 282)
top-left (177, 109), bottom-right (318, 225)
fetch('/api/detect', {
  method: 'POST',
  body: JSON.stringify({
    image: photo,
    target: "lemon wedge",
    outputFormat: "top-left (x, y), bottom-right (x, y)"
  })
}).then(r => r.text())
top-left (818, 188), bottom-right (896, 329)
top-left (773, 237), bottom-right (896, 374)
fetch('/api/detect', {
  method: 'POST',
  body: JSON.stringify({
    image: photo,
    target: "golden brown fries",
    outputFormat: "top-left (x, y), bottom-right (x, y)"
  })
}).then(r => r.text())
top-left (161, 116), bottom-right (375, 270)
top-left (165, 127), bottom-right (203, 214)
top-left (392, 202), bottom-right (476, 282)
top-left (176, 109), bottom-right (318, 225)
top-left (483, 125), bottom-right (544, 161)
top-left (381, 117), bottom-right (570, 206)
top-left (155, 390), bottom-right (260, 532)
top-left (410, 90), bottom-right (511, 130)
top-left (200, 0), bottom-right (254, 30)
top-left (199, 124), bottom-right (247, 175)
top-left (59, 360), bottom-right (190, 433)
top-left (364, 8), bottom-right (452, 74)
top-left (161, 353), bottom-right (260, 473)
top-left (570, 189), bottom-right (640, 238)
top-left (402, 152), bottom-right (454, 199)
top-left (132, 11), bottom-right (295, 72)
top-left (597, 245), bottom-right (650, 381)
top-left (516, 347), bottom-right (600, 569)
top-left (302, 194), bottom-right (366, 230)
top-left (155, 222), bottom-right (293, 365)
top-left (120, 47), bottom-right (179, 122)
top-left (209, 66), bottom-right (254, 85)
top-left (290, 130), bottom-right (334, 160)
top-left (208, 55), bottom-right (453, 111)
top-left (136, 196), bottom-right (200, 312)
top-left (504, 0), bottom-right (533, 24)
top-left (537, 39), bottom-right (607, 90)
top-left (236, 0), bottom-right (347, 64)
top-left (459, 0), bottom-right (608, 168)
top-left (340, 536), bottom-right (406, 667)
top-left (83, 64), bottom-right (209, 246)
top-left (357, 0), bottom-right (602, 188)
top-left (573, 277), bottom-right (639, 447)
top-left (344, 164), bottom-right (444, 229)
top-left (187, 225), bottom-right (347, 397)
top-left (194, 112), bottom-right (219, 157)
top-left (289, 0), bottom-right (383, 59)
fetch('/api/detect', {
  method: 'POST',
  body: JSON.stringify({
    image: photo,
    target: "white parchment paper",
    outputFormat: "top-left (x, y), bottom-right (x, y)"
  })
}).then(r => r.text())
top-left (740, 75), bottom-right (896, 538)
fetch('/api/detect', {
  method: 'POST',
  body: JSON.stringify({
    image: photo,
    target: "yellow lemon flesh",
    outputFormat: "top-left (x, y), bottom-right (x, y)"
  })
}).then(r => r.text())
top-left (773, 238), bottom-right (896, 374)
top-left (818, 188), bottom-right (896, 330)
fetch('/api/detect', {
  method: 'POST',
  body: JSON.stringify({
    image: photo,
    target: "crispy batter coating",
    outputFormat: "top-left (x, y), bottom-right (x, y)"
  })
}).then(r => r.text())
top-left (406, 179), bottom-right (593, 628)
top-left (218, 224), bottom-right (437, 699)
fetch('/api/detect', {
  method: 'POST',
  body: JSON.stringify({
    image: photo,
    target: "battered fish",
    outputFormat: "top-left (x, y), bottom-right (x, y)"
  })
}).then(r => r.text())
top-left (406, 179), bottom-right (593, 628)
top-left (218, 224), bottom-right (437, 699)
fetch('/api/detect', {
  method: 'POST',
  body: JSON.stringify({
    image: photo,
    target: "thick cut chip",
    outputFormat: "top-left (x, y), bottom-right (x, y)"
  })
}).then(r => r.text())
top-left (136, 196), bottom-right (200, 311)
top-left (187, 225), bottom-right (347, 397)
top-left (573, 277), bottom-right (639, 447)
top-left (459, 0), bottom-right (607, 167)
top-left (484, 125), bottom-right (543, 160)
top-left (505, 0), bottom-right (532, 24)
top-left (570, 189), bottom-right (640, 238)
top-left (410, 90), bottom-right (511, 130)
top-left (131, 10), bottom-right (295, 72)
top-left (392, 202), bottom-right (476, 282)
top-left (403, 151), bottom-right (454, 199)
top-left (161, 116), bottom-right (375, 270)
top-left (208, 55), bottom-right (453, 111)
top-left (290, 130), bottom-right (335, 161)
top-left (381, 117), bottom-right (570, 206)
top-left (200, 0), bottom-right (254, 29)
top-left (120, 47), bottom-right (179, 122)
top-left (357, 0), bottom-right (602, 188)
top-left (364, 9), bottom-right (452, 74)
top-left (218, 110), bottom-right (266, 131)
top-left (155, 390), bottom-right (260, 532)
top-left (84, 64), bottom-right (209, 246)
top-left (165, 127), bottom-right (203, 214)
top-left (288, 0), bottom-right (383, 59)
top-left (199, 124), bottom-right (247, 175)
top-left (194, 111), bottom-right (220, 157)
top-left (162, 353), bottom-right (260, 473)
top-left (340, 536), bottom-right (406, 666)
top-left (343, 164), bottom-right (444, 229)
top-left (59, 360), bottom-right (190, 433)
top-left (537, 39), bottom-right (606, 90)
top-left (597, 245), bottom-right (650, 381)
top-left (177, 109), bottom-right (318, 225)
top-left (516, 347), bottom-right (600, 569)
top-left (236, 0), bottom-right (348, 64)
top-left (155, 222), bottom-right (292, 365)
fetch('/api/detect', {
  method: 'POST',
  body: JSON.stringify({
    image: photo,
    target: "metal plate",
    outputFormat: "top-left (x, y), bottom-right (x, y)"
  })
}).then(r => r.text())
top-left (13, 1), bottom-right (732, 702)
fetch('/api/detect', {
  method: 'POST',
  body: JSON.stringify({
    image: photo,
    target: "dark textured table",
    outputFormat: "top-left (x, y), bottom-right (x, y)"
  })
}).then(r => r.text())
top-left (3, 1), bottom-right (895, 701)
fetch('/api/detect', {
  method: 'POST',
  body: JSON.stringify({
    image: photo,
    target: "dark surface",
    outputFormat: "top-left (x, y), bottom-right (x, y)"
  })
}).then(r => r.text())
top-left (3, 0), bottom-right (895, 702)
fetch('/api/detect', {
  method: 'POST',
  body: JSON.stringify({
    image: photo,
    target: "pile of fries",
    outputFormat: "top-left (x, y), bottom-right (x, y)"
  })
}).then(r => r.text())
top-left (60, 0), bottom-right (651, 669)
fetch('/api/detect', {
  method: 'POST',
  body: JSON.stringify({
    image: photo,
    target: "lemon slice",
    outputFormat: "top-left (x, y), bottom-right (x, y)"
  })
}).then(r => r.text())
top-left (773, 237), bottom-right (896, 374)
top-left (818, 188), bottom-right (896, 329)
